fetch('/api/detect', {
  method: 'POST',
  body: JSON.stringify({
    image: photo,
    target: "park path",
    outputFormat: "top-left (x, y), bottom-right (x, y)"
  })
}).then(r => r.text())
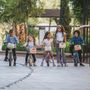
top-left (0, 55), bottom-right (90, 90)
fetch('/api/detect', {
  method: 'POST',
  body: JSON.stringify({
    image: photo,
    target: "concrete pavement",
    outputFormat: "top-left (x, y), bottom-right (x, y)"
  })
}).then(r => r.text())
top-left (0, 54), bottom-right (90, 90)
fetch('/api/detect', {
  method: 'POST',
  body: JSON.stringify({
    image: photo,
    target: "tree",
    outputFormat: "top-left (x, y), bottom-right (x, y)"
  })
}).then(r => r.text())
top-left (0, 0), bottom-right (43, 43)
top-left (56, 0), bottom-right (71, 38)
top-left (70, 0), bottom-right (90, 24)
top-left (0, 0), bottom-right (43, 23)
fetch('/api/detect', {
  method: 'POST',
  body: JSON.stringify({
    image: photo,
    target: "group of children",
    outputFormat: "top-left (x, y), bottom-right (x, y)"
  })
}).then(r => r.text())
top-left (4, 25), bottom-right (85, 67)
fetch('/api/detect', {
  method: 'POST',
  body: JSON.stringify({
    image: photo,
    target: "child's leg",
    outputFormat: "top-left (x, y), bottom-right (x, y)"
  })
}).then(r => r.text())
top-left (61, 48), bottom-right (67, 66)
top-left (4, 48), bottom-right (9, 61)
top-left (70, 45), bottom-right (74, 56)
top-left (73, 52), bottom-right (78, 66)
top-left (41, 51), bottom-right (47, 66)
top-left (59, 48), bottom-right (63, 66)
top-left (50, 51), bottom-right (55, 66)
top-left (56, 44), bottom-right (60, 64)
top-left (32, 54), bottom-right (36, 66)
top-left (25, 53), bottom-right (29, 65)
top-left (78, 50), bottom-right (85, 66)
top-left (12, 48), bottom-right (16, 66)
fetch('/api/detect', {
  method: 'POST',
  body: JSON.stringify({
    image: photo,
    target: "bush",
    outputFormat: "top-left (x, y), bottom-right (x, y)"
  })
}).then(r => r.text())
top-left (2, 44), bottom-right (7, 50)
top-left (16, 43), bottom-right (26, 51)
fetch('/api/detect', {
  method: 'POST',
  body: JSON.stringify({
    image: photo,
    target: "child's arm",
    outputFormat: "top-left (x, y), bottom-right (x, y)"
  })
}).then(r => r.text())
top-left (23, 42), bottom-right (28, 47)
top-left (40, 39), bottom-right (45, 48)
top-left (70, 37), bottom-right (74, 45)
top-left (64, 32), bottom-right (67, 43)
top-left (15, 36), bottom-right (19, 44)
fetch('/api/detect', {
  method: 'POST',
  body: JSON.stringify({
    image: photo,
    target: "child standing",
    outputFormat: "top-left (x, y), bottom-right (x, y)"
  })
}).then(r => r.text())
top-left (24, 35), bottom-right (37, 66)
top-left (41, 32), bottom-right (55, 67)
top-left (70, 30), bottom-right (85, 66)
top-left (54, 25), bottom-right (67, 67)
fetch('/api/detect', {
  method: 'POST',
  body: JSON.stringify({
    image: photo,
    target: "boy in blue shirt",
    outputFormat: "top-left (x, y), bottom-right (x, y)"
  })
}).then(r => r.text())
top-left (70, 30), bottom-right (85, 66)
top-left (4, 29), bottom-right (19, 66)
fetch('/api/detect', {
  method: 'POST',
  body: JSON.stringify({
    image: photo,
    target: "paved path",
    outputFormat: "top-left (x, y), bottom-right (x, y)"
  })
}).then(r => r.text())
top-left (0, 55), bottom-right (90, 90)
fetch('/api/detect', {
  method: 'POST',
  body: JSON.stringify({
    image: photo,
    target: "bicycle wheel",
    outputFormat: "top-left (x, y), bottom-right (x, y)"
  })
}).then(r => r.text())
top-left (28, 55), bottom-right (32, 66)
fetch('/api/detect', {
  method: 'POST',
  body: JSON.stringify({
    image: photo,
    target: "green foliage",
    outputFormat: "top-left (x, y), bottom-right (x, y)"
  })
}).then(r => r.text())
top-left (70, 0), bottom-right (83, 22)
top-left (60, 0), bottom-right (71, 38)
top-left (16, 43), bottom-right (26, 51)
top-left (0, 0), bottom-right (44, 23)
top-left (28, 27), bottom-right (39, 37)
top-left (70, 0), bottom-right (90, 23)
top-left (2, 44), bottom-right (6, 50)
top-left (60, 0), bottom-right (71, 23)
top-left (54, 0), bottom-right (71, 38)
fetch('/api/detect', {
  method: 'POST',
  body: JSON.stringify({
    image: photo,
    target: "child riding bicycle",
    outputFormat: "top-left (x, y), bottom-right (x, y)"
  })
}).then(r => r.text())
top-left (70, 30), bottom-right (85, 67)
top-left (54, 25), bottom-right (67, 67)
top-left (24, 34), bottom-right (37, 66)
top-left (41, 32), bottom-right (55, 67)
top-left (4, 29), bottom-right (19, 66)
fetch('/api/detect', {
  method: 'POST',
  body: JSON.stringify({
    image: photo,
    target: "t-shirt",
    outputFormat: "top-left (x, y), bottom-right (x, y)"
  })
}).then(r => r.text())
top-left (5, 35), bottom-right (19, 44)
top-left (28, 42), bottom-right (34, 48)
top-left (43, 39), bottom-right (53, 51)
top-left (56, 32), bottom-right (64, 42)
top-left (70, 36), bottom-right (84, 45)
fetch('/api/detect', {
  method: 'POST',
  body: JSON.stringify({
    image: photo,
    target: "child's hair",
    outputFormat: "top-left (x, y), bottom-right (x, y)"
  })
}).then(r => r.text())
top-left (56, 25), bottom-right (65, 33)
top-left (9, 29), bottom-right (13, 34)
top-left (43, 31), bottom-right (51, 39)
top-left (27, 34), bottom-right (36, 45)
top-left (73, 30), bottom-right (80, 36)
top-left (55, 25), bottom-right (65, 37)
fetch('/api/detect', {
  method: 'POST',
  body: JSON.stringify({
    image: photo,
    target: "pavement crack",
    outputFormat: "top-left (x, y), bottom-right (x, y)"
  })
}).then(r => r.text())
top-left (0, 63), bottom-right (33, 90)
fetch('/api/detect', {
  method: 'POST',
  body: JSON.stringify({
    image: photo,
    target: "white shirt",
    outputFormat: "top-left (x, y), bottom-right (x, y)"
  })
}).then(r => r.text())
top-left (43, 39), bottom-right (53, 51)
top-left (56, 32), bottom-right (65, 42)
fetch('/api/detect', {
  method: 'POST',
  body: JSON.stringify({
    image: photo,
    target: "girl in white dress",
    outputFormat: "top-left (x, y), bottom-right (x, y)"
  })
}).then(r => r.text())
top-left (41, 32), bottom-right (55, 67)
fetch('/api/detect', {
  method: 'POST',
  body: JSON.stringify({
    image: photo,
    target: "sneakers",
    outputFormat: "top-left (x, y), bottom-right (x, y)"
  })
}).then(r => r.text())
top-left (57, 64), bottom-right (60, 67)
top-left (33, 63), bottom-right (37, 66)
top-left (74, 63), bottom-right (78, 67)
top-left (53, 64), bottom-right (56, 67)
top-left (74, 63), bottom-right (85, 67)
top-left (80, 63), bottom-right (85, 67)
top-left (4, 58), bottom-right (8, 61)
top-left (13, 62), bottom-right (16, 66)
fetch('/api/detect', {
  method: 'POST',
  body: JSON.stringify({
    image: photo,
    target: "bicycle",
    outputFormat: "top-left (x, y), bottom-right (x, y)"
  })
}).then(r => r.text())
top-left (73, 51), bottom-right (79, 66)
top-left (26, 53), bottom-right (33, 66)
top-left (7, 43), bottom-right (16, 66)
top-left (26, 47), bottom-right (37, 66)
top-left (72, 44), bottom-right (85, 66)
top-left (8, 49), bottom-right (13, 66)
top-left (41, 51), bottom-right (55, 67)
